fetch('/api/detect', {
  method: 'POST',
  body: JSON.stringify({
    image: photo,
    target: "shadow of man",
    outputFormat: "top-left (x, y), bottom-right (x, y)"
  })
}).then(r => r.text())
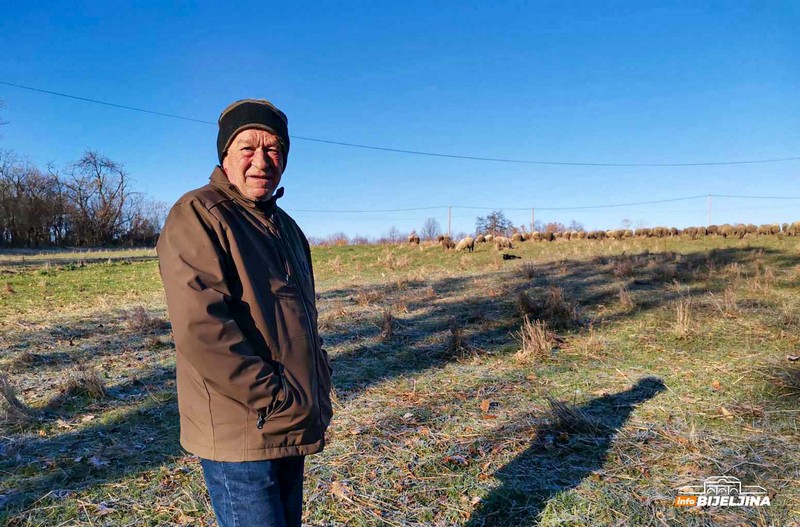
top-left (467, 376), bottom-right (666, 526)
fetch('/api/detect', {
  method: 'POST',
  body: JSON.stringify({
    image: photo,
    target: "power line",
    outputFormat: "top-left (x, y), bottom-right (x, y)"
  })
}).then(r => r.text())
top-left (288, 205), bottom-right (447, 213)
top-left (4, 80), bottom-right (800, 167)
top-left (713, 194), bottom-right (800, 200)
top-left (451, 195), bottom-right (710, 211)
top-left (0, 81), bottom-right (215, 125)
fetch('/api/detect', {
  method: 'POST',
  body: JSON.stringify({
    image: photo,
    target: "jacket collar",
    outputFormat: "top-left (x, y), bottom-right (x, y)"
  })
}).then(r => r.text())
top-left (209, 166), bottom-right (284, 217)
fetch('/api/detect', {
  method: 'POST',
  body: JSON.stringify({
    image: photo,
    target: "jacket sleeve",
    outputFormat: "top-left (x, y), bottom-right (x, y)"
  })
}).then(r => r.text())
top-left (156, 198), bottom-right (281, 411)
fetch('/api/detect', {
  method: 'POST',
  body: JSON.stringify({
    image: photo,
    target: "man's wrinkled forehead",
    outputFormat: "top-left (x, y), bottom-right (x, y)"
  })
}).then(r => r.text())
top-left (231, 129), bottom-right (283, 148)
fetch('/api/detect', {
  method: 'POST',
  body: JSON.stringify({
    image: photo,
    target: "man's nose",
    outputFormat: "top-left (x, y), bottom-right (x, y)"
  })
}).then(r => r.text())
top-left (252, 149), bottom-right (272, 170)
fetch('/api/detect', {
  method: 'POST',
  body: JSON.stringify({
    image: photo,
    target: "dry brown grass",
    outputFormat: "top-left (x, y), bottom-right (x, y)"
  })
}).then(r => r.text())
top-left (0, 374), bottom-right (36, 425)
top-left (750, 266), bottom-right (775, 294)
top-left (9, 350), bottom-right (53, 372)
top-left (356, 288), bottom-right (384, 307)
top-left (543, 392), bottom-right (609, 434)
top-left (520, 261), bottom-right (537, 279)
top-left (443, 318), bottom-right (476, 359)
top-left (721, 262), bottom-right (743, 281)
top-left (515, 317), bottom-right (555, 363)
top-left (380, 310), bottom-right (394, 341)
top-left (545, 286), bottom-right (580, 323)
top-left (381, 251), bottom-right (410, 271)
top-left (517, 291), bottom-right (537, 317)
top-left (422, 285), bottom-right (436, 300)
top-left (712, 287), bottom-right (739, 318)
top-left (779, 301), bottom-right (800, 328)
top-left (60, 367), bottom-right (107, 401)
top-left (654, 262), bottom-right (678, 281)
top-left (329, 255), bottom-right (343, 274)
top-left (766, 364), bottom-right (800, 398)
top-left (674, 293), bottom-right (692, 338)
top-left (612, 259), bottom-right (634, 278)
top-left (390, 277), bottom-right (410, 292)
top-left (519, 286), bottom-right (582, 329)
top-left (618, 284), bottom-right (634, 310)
top-left (125, 306), bottom-right (170, 332)
top-left (4, 236), bottom-right (800, 526)
top-left (392, 300), bottom-right (409, 315)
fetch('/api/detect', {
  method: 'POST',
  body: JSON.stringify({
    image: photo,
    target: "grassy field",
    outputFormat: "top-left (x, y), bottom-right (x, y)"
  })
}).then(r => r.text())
top-left (0, 236), bottom-right (798, 526)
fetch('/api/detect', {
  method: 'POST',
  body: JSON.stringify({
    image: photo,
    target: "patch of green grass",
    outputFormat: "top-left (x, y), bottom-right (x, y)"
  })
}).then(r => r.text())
top-left (0, 260), bottom-right (164, 320)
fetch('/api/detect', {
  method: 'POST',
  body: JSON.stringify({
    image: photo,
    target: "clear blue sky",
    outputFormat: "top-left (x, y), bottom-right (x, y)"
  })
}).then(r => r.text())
top-left (1, 1), bottom-right (798, 239)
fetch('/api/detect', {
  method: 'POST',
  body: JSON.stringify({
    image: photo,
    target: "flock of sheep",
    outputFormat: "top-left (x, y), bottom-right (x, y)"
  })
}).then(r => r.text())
top-left (406, 221), bottom-right (800, 251)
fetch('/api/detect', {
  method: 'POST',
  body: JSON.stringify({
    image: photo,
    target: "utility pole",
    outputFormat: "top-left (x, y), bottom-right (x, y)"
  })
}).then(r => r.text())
top-left (707, 194), bottom-right (712, 226)
top-left (531, 208), bottom-right (535, 232)
top-left (448, 206), bottom-right (452, 237)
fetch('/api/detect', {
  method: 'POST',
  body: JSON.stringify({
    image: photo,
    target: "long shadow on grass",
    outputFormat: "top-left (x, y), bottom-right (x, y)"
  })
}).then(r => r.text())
top-left (0, 367), bottom-right (180, 520)
top-left (322, 247), bottom-right (776, 399)
top-left (466, 376), bottom-right (666, 527)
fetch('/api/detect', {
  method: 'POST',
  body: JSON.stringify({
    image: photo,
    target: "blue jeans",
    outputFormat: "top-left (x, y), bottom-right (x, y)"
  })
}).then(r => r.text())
top-left (200, 456), bottom-right (305, 527)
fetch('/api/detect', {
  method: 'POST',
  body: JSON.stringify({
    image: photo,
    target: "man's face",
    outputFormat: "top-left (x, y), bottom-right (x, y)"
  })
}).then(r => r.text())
top-left (221, 128), bottom-right (285, 201)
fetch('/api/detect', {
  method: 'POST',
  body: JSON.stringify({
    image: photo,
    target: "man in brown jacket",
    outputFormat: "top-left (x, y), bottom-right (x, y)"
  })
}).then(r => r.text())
top-left (156, 99), bottom-right (333, 527)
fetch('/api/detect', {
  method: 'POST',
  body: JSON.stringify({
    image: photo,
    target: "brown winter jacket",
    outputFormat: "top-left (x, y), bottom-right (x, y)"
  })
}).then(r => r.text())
top-left (156, 167), bottom-right (333, 461)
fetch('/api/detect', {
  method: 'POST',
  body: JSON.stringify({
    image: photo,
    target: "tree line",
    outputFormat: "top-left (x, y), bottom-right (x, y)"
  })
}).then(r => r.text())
top-left (0, 149), bottom-right (166, 248)
top-left (308, 212), bottom-right (586, 247)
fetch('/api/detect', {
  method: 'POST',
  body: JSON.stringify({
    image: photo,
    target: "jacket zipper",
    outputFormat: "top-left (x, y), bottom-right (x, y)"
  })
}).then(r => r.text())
top-left (270, 212), bottom-right (325, 433)
top-left (257, 363), bottom-right (287, 430)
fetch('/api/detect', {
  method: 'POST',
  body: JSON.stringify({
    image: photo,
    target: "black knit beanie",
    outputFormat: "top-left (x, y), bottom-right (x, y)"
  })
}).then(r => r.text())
top-left (217, 99), bottom-right (290, 167)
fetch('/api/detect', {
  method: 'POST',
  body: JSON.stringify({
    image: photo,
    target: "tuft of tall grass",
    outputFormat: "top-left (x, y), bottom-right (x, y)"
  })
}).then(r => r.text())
top-left (543, 392), bottom-right (609, 434)
top-left (443, 318), bottom-right (476, 360)
top-left (0, 374), bottom-right (36, 425)
top-left (514, 317), bottom-right (555, 362)
top-left (126, 306), bottom-right (170, 332)
top-left (380, 311), bottom-right (394, 341)
top-left (518, 286), bottom-right (582, 329)
top-left (618, 284), bottom-right (634, 310)
top-left (521, 262), bottom-right (537, 279)
top-left (356, 288), bottom-right (384, 307)
top-left (612, 259), bottom-right (634, 278)
top-left (674, 293), bottom-right (692, 338)
top-left (60, 367), bottom-right (107, 401)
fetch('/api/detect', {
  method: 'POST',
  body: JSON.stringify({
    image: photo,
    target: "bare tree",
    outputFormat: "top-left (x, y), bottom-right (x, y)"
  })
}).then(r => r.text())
top-left (64, 151), bottom-right (131, 246)
top-left (0, 151), bottom-right (70, 247)
top-left (421, 217), bottom-right (442, 241)
top-left (121, 194), bottom-right (168, 246)
top-left (568, 220), bottom-right (585, 232)
top-left (476, 210), bottom-right (513, 236)
top-left (382, 226), bottom-right (403, 244)
top-left (544, 221), bottom-right (566, 233)
top-left (0, 148), bottom-right (165, 248)
top-left (324, 232), bottom-right (349, 246)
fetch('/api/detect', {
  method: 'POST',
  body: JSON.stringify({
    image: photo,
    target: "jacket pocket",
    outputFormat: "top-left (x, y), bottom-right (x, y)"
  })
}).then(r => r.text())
top-left (268, 278), bottom-right (312, 346)
top-left (257, 364), bottom-right (290, 429)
